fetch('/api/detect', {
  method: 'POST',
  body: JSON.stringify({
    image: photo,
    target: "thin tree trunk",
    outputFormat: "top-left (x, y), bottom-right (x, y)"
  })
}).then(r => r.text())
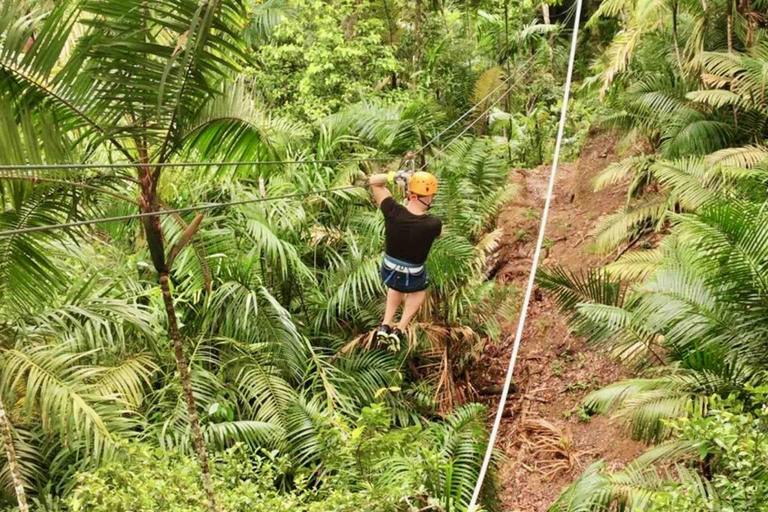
top-left (382, 0), bottom-right (398, 88)
top-left (700, 0), bottom-right (708, 56)
top-left (159, 273), bottom-right (217, 512)
top-left (465, 0), bottom-right (471, 69)
top-left (672, 0), bottom-right (685, 76)
top-left (0, 394), bottom-right (29, 512)
top-left (138, 165), bottom-right (217, 512)
top-left (541, 2), bottom-right (553, 62)
top-left (740, 0), bottom-right (755, 47)
top-left (414, 0), bottom-right (423, 67)
top-left (344, 0), bottom-right (361, 40)
top-left (505, 0), bottom-right (512, 163)
top-left (504, 0), bottom-right (511, 112)
top-left (727, 0), bottom-right (733, 52)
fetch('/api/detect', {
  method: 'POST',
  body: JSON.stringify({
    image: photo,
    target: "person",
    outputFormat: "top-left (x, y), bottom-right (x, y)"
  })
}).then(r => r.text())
top-left (368, 166), bottom-right (442, 346)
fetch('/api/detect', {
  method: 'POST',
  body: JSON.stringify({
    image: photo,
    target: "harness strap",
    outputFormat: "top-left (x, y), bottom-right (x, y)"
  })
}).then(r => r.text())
top-left (383, 254), bottom-right (424, 274)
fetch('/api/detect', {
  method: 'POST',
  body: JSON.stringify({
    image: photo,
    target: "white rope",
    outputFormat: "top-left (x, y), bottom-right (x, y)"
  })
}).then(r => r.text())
top-left (467, 2), bottom-right (583, 510)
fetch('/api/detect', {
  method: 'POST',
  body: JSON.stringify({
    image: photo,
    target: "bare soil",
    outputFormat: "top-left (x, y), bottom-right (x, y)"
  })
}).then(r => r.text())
top-left (476, 134), bottom-right (647, 512)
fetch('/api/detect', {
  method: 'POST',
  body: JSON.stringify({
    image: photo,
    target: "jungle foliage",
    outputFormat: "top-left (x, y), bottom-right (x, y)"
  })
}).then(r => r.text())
top-left (542, 0), bottom-right (768, 510)
top-left (0, 0), bottom-right (596, 510)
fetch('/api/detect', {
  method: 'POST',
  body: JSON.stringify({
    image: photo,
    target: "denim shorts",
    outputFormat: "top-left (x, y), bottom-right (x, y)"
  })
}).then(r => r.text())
top-left (380, 254), bottom-right (429, 293)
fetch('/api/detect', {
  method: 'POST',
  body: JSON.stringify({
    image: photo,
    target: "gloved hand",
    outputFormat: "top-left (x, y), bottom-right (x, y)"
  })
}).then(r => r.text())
top-left (393, 169), bottom-right (412, 187)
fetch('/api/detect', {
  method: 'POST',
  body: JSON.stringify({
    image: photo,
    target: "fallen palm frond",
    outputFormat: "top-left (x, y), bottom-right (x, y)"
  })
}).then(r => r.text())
top-left (521, 417), bottom-right (596, 480)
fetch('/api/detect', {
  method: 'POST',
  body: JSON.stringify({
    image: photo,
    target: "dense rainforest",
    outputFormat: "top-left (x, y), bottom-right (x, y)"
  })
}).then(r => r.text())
top-left (0, 0), bottom-right (766, 511)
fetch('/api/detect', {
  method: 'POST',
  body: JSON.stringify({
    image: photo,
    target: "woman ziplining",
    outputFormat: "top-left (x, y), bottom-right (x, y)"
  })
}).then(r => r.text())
top-left (368, 160), bottom-right (441, 348)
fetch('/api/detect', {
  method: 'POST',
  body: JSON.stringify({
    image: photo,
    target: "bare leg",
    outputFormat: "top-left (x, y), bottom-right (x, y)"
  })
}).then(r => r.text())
top-left (396, 290), bottom-right (427, 330)
top-left (383, 288), bottom-right (405, 326)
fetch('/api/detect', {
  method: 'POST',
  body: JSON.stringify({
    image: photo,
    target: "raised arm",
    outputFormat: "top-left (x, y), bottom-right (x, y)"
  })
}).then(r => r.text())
top-left (369, 173), bottom-right (392, 206)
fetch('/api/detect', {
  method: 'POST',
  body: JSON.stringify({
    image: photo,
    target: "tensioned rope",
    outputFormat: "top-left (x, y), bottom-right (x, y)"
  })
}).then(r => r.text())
top-left (0, 56), bottom-right (540, 238)
top-left (467, 2), bottom-right (583, 510)
top-left (0, 184), bottom-right (370, 237)
top-left (417, 57), bottom-right (536, 172)
top-left (0, 58), bottom-right (535, 175)
top-left (0, 158), bottom-right (390, 172)
top-left (415, 54), bottom-right (537, 156)
top-left (4, 57), bottom-right (538, 176)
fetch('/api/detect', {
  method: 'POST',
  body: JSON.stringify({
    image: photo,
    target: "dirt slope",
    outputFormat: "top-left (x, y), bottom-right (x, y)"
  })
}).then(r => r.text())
top-left (476, 134), bottom-right (646, 511)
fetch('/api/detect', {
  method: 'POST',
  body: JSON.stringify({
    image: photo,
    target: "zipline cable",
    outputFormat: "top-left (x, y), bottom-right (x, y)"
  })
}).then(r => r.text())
top-left (0, 158), bottom-right (390, 172)
top-left (0, 184), bottom-right (370, 237)
top-left (0, 57), bottom-right (541, 238)
top-left (467, 3), bottom-right (583, 510)
top-left (413, 55), bottom-right (537, 157)
top-left (1, 59), bottom-right (535, 174)
top-left (416, 58), bottom-right (537, 172)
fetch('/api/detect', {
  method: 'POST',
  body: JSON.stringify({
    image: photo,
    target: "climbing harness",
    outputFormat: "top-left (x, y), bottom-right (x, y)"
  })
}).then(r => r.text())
top-left (380, 254), bottom-right (429, 294)
top-left (467, 1), bottom-right (583, 509)
top-left (382, 255), bottom-right (424, 275)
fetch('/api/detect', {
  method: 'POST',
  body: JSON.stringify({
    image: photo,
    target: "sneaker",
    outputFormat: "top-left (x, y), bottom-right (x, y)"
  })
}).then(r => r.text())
top-left (376, 324), bottom-right (392, 343)
top-left (388, 328), bottom-right (404, 349)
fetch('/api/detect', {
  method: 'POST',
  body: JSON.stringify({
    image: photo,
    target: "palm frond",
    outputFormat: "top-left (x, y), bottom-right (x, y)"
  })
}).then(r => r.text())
top-left (591, 197), bottom-right (670, 254)
top-left (181, 76), bottom-right (309, 164)
top-left (1, 345), bottom-right (139, 462)
top-left (245, 0), bottom-right (295, 45)
top-left (538, 265), bottom-right (626, 315)
top-left (605, 248), bottom-right (665, 280)
top-left (706, 145), bottom-right (768, 168)
top-left (651, 157), bottom-right (718, 210)
top-left (593, 156), bottom-right (654, 193)
top-left (686, 89), bottom-right (747, 109)
top-left (92, 354), bottom-right (157, 409)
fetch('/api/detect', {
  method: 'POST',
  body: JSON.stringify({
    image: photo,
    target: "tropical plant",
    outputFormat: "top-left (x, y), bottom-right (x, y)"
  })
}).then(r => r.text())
top-left (0, 0), bottom-right (591, 510)
top-left (540, 198), bottom-right (768, 443)
top-left (64, 403), bottom-right (501, 512)
top-left (586, 17), bottom-right (768, 253)
top-left (0, 0), bottom-right (315, 507)
top-left (550, 393), bottom-right (768, 512)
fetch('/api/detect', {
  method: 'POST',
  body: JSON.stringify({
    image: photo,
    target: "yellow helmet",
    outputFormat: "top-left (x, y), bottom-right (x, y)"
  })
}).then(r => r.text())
top-left (409, 171), bottom-right (438, 196)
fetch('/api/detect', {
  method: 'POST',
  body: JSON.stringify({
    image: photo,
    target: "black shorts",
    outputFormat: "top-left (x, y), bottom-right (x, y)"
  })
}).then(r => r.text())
top-left (380, 255), bottom-right (429, 293)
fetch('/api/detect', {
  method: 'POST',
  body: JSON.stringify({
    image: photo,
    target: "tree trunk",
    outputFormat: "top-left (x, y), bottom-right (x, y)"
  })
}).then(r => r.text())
top-left (0, 394), bottom-right (29, 512)
top-left (672, 0), bottom-right (685, 75)
top-left (414, 0), bottom-right (423, 67)
top-left (465, 0), bottom-right (471, 69)
top-left (504, 0), bottom-right (511, 113)
top-left (138, 169), bottom-right (217, 512)
top-left (159, 273), bottom-right (217, 512)
top-left (344, 0), bottom-right (361, 40)
top-left (739, 0), bottom-right (755, 47)
top-left (505, 0), bottom-right (513, 164)
top-left (700, 0), bottom-right (708, 55)
top-left (381, 0), bottom-right (398, 88)
top-left (726, 0), bottom-right (733, 52)
top-left (541, 2), bottom-right (554, 62)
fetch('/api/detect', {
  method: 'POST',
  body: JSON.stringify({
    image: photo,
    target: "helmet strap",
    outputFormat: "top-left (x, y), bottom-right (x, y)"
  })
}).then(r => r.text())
top-left (417, 196), bottom-right (432, 210)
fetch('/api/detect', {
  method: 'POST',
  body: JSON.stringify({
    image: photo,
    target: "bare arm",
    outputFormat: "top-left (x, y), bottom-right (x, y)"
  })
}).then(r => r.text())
top-left (369, 173), bottom-right (392, 206)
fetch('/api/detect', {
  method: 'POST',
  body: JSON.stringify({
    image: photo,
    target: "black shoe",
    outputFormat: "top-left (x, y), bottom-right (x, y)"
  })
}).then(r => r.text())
top-left (376, 324), bottom-right (392, 343)
top-left (389, 328), bottom-right (404, 348)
